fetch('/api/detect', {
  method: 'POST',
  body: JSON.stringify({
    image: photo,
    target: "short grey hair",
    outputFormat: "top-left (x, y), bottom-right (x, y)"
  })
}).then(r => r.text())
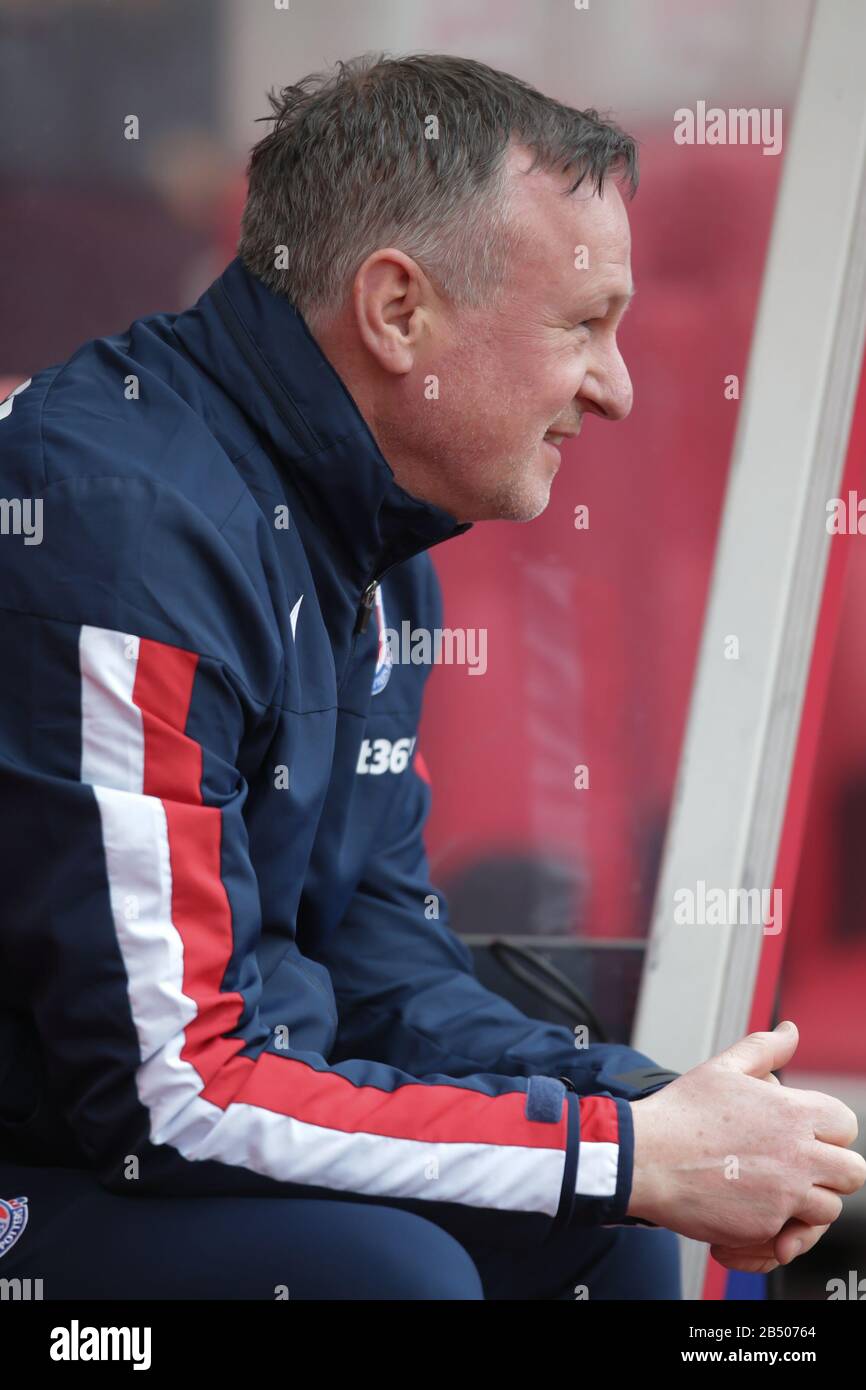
top-left (238, 51), bottom-right (638, 329)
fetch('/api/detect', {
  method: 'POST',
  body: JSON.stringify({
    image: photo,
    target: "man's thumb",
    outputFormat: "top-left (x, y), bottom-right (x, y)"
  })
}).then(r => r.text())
top-left (718, 1020), bottom-right (799, 1076)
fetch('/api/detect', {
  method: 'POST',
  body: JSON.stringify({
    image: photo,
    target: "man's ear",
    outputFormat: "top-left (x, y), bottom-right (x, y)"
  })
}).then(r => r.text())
top-left (353, 248), bottom-right (431, 375)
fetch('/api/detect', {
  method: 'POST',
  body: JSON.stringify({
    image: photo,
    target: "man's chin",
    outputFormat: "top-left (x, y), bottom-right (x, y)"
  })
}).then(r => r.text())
top-left (457, 468), bottom-right (554, 523)
top-left (497, 479), bottom-right (553, 523)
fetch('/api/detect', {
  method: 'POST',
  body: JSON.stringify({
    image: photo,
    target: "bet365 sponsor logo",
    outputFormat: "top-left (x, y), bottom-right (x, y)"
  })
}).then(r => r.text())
top-left (356, 736), bottom-right (416, 775)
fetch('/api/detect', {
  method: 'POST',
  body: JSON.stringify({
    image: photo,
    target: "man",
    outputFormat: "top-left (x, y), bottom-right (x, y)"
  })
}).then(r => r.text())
top-left (0, 53), bottom-right (862, 1301)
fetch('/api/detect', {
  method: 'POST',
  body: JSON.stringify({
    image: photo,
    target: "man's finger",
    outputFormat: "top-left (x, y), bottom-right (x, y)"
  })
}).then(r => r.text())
top-left (717, 1022), bottom-right (799, 1079)
top-left (710, 1245), bottom-right (780, 1274)
top-left (773, 1219), bottom-right (831, 1265)
top-left (712, 1219), bottom-right (831, 1273)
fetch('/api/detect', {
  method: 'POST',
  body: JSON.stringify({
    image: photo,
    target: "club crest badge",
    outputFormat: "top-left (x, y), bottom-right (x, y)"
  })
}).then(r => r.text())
top-left (0, 1196), bottom-right (29, 1259)
top-left (371, 584), bottom-right (393, 696)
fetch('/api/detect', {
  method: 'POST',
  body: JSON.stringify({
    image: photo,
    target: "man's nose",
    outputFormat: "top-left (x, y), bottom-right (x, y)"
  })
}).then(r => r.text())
top-left (580, 342), bottom-right (633, 422)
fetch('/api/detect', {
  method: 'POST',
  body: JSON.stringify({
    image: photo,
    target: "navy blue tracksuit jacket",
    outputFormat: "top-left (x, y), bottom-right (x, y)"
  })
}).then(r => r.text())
top-left (0, 257), bottom-right (674, 1236)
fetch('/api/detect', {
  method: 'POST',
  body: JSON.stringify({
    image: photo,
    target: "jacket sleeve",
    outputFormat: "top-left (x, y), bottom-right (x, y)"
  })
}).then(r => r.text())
top-left (0, 469), bottom-right (634, 1229)
top-left (320, 752), bottom-right (675, 1229)
top-left (323, 558), bottom-right (680, 1114)
top-left (324, 753), bottom-right (678, 1105)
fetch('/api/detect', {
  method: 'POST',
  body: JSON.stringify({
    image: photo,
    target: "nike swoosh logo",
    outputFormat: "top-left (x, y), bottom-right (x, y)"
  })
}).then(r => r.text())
top-left (289, 594), bottom-right (303, 640)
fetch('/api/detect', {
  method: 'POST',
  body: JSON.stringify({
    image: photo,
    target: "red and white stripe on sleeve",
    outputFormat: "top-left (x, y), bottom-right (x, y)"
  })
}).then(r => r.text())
top-left (78, 624), bottom-right (602, 1216)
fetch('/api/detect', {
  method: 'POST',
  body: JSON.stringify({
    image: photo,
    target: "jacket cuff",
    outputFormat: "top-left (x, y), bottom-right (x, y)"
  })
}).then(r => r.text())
top-left (558, 1059), bottom-right (681, 1103)
top-left (596, 1097), bottom-right (661, 1229)
top-left (556, 1073), bottom-right (664, 1228)
top-left (587, 1093), bottom-right (635, 1227)
top-left (548, 1091), bottom-right (637, 1231)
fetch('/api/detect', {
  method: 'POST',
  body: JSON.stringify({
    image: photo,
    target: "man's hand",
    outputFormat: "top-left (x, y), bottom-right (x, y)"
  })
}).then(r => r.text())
top-left (627, 1021), bottom-right (866, 1266)
top-left (709, 1217), bottom-right (831, 1274)
top-left (712, 1060), bottom-right (830, 1273)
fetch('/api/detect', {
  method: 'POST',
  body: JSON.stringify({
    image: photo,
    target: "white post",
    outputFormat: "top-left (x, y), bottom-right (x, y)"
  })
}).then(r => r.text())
top-left (631, 0), bottom-right (866, 1299)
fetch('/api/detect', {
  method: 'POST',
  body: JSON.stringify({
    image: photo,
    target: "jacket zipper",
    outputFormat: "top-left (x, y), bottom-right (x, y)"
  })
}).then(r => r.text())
top-left (354, 580), bottom-right (379, 635)
top-left (353, 560), bottom-right (399, 635)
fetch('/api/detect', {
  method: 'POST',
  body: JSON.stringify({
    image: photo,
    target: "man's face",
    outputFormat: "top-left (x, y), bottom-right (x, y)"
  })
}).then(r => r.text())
top-left (387, 144), bottom-right (635, 524)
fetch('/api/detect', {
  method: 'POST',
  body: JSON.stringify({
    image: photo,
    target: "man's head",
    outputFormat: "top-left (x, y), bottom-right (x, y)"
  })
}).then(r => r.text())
top-left (239, 53), bottom-right (637, 524)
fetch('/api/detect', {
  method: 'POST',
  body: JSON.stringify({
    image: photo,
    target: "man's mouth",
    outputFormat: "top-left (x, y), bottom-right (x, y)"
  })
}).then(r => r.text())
top-left (544, 426), bottom-right (580, 448)
top-left (542, 434), bottom-right (563, 465)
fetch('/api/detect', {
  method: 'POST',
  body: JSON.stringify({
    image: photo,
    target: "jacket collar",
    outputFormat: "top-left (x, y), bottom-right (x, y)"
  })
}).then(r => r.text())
top-left (171, 257), bottom-right (473, 589)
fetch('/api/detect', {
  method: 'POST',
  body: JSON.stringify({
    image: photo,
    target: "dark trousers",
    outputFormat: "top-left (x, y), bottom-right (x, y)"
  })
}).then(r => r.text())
top-left (0, 1160), bottom-right (681, 1300)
